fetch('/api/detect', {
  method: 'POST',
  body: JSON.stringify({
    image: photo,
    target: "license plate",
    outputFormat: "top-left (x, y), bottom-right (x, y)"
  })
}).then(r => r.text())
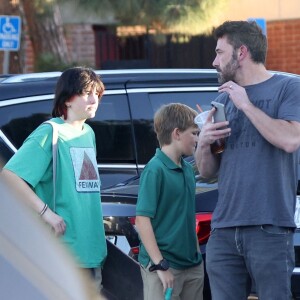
top-left (295, 196), bottom-right (300, 228)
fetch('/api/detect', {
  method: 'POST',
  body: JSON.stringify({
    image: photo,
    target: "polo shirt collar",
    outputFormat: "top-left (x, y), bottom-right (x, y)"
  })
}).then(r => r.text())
top-left (155, 148), bottom-right (186, 170)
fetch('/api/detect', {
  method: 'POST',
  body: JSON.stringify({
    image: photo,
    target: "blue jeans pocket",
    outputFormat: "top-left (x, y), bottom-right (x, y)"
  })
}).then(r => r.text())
top-left (260, 224), bottom-right (292, 235)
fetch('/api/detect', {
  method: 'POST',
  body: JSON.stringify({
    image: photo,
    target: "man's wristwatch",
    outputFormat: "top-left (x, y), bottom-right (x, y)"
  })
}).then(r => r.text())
top-left (149, 258), bottom-right (169, 272)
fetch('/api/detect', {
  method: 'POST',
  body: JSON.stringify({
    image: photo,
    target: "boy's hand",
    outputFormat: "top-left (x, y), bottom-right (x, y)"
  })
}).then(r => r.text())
top-left (157, 269), bottom-right (174, 294)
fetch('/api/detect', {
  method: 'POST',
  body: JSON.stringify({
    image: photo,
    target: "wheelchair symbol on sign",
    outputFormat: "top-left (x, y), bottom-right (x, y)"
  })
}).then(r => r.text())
top-left (2, 17), bottom-right (17, 34)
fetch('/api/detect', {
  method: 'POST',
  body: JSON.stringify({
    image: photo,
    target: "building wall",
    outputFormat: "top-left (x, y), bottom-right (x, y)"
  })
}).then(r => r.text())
top-left (23, 30), bottom-right (34, 73)
top-left (219, 0), bottom-right (300, 22)
top-left (64, 24), bottom-right (95, 67)
top-left (266, 19), bottom-right (300, 74)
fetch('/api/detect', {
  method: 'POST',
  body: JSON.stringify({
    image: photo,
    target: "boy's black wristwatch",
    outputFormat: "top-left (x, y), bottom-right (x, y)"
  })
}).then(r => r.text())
top-left (149, 258), bottom-right (169, 272)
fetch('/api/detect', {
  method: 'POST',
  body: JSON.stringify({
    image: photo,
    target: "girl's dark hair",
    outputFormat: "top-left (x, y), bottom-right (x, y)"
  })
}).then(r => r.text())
top-left (52, 67), bottom-right (105, 118)
top-left (214, 20), bottom-right (267, 64)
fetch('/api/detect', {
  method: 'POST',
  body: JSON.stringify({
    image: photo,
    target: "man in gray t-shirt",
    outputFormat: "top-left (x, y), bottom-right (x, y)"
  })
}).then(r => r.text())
top-left (195, 20), bottom-right (300, 300)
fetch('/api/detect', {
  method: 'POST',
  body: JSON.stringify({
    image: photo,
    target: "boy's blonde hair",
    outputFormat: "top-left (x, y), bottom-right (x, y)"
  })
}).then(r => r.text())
top-left (154, 103), bottom-right (198, 146)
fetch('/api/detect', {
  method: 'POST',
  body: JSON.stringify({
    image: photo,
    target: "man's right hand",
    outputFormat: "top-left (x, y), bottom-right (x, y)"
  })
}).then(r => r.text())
top-left (199, 107), bottom-right (230, 148)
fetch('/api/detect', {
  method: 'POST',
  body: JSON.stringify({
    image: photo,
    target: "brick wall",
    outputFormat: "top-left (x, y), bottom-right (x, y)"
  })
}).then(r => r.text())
top-left (24, 31), bottom-right (34, 73)
top-left (64, 24), bottom-right (96, 67)
top-left (266, 19), bottom-right (300, 75)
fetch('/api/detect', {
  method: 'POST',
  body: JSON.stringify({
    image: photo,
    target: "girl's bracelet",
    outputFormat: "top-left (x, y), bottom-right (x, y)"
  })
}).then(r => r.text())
top-left (39, 203), bottom-right (48, 216)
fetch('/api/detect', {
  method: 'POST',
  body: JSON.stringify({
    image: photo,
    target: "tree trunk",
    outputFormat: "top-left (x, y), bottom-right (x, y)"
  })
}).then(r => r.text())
top-left (20, 0), bottom-right (70, 70)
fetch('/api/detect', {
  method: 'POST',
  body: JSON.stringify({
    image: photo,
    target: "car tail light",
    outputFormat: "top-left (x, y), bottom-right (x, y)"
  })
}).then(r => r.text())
top-left (127, 214), bottom-right (212, 255)
top-left (196, 213), bottom-right (212, 245)
top-left (128, 217), bottom-right (140, 255)
top-left (128, 216), bottom-right (136, 226)
top-left (130, 246), bottom-right (140, 255)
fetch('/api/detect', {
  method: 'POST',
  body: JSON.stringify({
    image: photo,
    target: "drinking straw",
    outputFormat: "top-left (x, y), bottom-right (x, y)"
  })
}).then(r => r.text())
top-left (196, 104), bottom-right (203, 112)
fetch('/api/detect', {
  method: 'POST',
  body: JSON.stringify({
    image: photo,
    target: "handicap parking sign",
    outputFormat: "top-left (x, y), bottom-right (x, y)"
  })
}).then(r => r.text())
top-left (0, 15), bottom-right (21, 51)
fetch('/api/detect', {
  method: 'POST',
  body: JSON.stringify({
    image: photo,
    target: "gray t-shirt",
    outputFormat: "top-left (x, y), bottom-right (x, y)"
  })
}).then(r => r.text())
top-left (212, 74), bottom-right (300, 228)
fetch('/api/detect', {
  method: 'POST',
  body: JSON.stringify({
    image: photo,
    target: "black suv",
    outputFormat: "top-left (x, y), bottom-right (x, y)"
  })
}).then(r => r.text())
top-left (0, 69), bottom-right (299, 299)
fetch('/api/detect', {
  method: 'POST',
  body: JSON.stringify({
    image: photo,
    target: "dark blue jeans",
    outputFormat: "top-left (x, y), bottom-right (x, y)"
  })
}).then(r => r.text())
top-left (206, 226), bottom-right (294, 300)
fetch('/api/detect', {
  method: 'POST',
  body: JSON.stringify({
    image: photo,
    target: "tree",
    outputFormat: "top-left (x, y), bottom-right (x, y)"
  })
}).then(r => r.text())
top-left (19, 0), bottom-right (71, 71)
top-left (63, 0), bottom-right (228, 35)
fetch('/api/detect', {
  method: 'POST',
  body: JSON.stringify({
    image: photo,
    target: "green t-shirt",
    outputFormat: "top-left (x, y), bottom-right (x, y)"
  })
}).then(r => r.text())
top-left (4, 118), bottom-right (107, 268)
top-left (136, 148), bottom-right (202, 269)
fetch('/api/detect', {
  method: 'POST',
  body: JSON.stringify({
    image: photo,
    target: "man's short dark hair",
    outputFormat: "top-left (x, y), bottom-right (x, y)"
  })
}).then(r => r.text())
top-left (213, 20), bottom-right (267, 64)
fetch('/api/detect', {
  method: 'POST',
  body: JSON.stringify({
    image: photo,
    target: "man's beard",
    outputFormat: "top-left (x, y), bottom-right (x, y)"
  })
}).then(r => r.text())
top-left (216, 53), bottom-right (239, 84)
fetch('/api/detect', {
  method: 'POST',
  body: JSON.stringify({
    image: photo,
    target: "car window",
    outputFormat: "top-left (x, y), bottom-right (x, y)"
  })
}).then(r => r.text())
top-left (149, 91), bottom-right (219, 113)
top-left (0, 100), bottom-right (52, 149)
top-left (0, 94), bottom-right (135, 165)
top-left (87, 94), bottom-right (135, 163)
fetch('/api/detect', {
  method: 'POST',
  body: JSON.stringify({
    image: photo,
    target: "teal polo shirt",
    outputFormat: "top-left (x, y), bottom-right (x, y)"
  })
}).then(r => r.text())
top-left (136, 148), bottom-right (202, 269)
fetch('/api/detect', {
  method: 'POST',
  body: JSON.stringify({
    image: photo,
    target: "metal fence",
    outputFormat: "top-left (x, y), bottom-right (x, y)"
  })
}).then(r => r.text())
top-left (94, 28), bottom-right (216, 69)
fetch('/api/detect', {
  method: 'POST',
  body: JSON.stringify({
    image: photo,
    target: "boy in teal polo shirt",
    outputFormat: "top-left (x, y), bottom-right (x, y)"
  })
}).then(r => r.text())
top-left (136, 103), bottom-right (204, 300)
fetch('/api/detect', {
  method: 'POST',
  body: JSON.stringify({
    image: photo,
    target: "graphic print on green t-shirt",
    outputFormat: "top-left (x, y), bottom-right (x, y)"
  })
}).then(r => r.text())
top-left (70, 147), bottom-right (100, 192)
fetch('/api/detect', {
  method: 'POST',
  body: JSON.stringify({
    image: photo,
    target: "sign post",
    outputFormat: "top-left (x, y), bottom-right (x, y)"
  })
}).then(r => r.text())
top-left (0, 15), bottom-right (21, 74)
top-left (248, 18), bottom-right (267, 36)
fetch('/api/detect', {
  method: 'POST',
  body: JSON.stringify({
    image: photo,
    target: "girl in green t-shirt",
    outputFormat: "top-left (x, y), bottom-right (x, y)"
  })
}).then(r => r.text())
top-left (2, 67), bottom-right (107, 292)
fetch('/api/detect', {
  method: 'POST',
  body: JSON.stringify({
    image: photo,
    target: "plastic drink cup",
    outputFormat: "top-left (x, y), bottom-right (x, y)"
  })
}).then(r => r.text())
top-left (165, 287), bottom-right (173, 300)
top-left (194, 111), bottom-right (210, 129)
